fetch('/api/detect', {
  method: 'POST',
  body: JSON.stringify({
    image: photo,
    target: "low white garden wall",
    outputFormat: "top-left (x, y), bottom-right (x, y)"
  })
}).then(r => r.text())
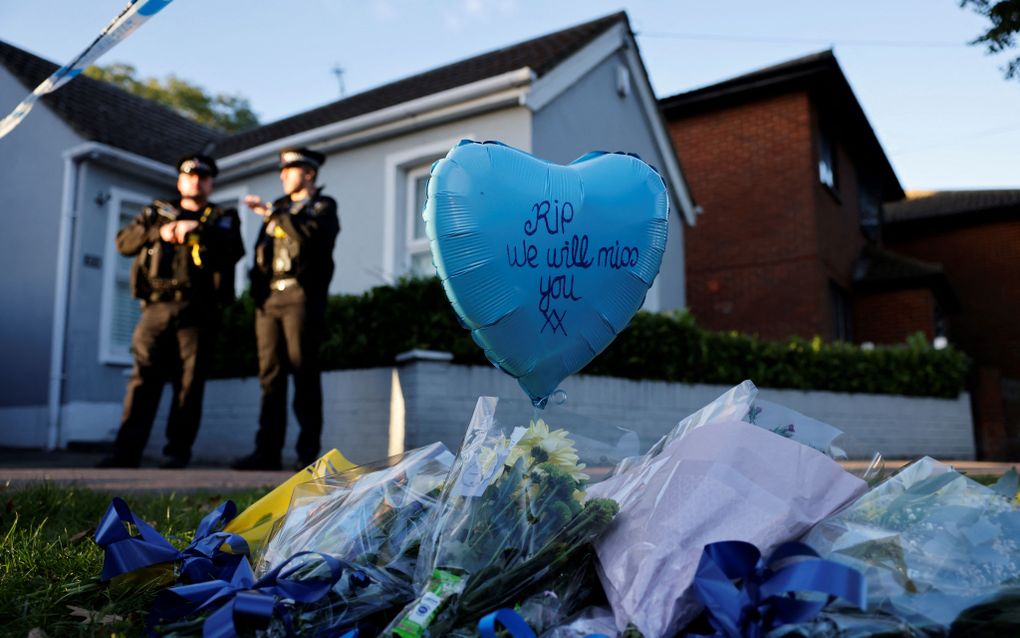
top-left (142, 352), bottom-right (976, 465)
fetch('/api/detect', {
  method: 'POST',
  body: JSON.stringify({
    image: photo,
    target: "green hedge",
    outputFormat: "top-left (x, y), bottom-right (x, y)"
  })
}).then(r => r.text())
top-left (212, 278), bottom-right (970, 398)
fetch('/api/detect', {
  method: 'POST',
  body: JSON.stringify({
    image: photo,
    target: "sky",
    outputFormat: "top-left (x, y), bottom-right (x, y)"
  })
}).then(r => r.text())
top-left (1, 0), bottom-right (1018, 191)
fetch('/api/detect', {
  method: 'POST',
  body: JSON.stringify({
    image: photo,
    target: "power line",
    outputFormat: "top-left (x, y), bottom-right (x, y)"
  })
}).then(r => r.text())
top-left (636, 30), bottom-right (964, 49)
top-left (890, 122), bottom-right (1020, 155)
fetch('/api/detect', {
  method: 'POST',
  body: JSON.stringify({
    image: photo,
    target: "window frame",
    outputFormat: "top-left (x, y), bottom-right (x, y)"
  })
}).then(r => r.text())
top-left (404, 164), bottom-right (434, 277)
top-left (99, 187), bottom-right (154, 365)
top-left (817, 123), bottom-right (840, 200)
top-left (382, 134), bottom-right (474, 282)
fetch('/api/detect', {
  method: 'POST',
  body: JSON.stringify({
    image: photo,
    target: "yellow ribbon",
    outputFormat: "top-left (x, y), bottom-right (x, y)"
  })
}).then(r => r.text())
top-left (188, 206), bottom-right (214, 267)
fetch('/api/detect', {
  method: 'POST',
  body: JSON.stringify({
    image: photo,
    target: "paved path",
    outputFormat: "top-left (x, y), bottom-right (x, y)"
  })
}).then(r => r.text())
top-left (0, 449), bottom-right (293, 492)
top-left (1, 448), bottom-right (1015, 493)
top-left (1, 467), bottom-right (294, 492)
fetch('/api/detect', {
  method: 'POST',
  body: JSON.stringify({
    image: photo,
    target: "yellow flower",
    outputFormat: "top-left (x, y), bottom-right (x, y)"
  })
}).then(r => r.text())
top-left (507, 418), bottom-right (589, 482)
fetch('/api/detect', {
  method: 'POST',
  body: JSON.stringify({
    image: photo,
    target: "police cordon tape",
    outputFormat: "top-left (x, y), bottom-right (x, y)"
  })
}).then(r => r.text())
top-left (0, 0), bottom-right (174, 140)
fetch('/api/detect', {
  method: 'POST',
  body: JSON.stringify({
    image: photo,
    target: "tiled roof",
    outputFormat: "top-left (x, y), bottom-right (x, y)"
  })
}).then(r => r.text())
top-left (210, 11), bottom-right (628, 158)
top-left (853, 243), bottom-right (943, 286)
top-left (0, 40), bottom-right (222, 165)
top-left (659, 50), bottom-right (837, 110)
top-left (852, 243), bottom-right (959, 310)
top-left (884, 189), bottom-right (1020, 224)
top-left (2, 11), bottom-right (628, 164)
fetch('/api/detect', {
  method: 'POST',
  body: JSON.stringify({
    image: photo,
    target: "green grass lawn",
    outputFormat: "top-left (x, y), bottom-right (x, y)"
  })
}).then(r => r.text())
top-left (0, 483), bottom-right (265, 637)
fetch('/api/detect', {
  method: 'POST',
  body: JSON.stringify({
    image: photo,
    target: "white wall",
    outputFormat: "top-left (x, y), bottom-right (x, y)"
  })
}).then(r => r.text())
top-left (0, 65), bottom-right (84, 407)
top-left (217, 106), bottom-right (532, 296)
top-left (531, 50), bottom-right (686, 311)
top-left (64, 162), bottom-right (174, 404)
top-left (393, 361), bottom-right (975, 460)
top-left (141, 369), bottom-right (394, 466)
top-left (92, 360), bottom-right (976, 464)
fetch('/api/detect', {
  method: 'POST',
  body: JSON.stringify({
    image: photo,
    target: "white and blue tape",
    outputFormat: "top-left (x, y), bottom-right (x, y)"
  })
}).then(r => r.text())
top-left (0, 0), bottom-right (175, 140)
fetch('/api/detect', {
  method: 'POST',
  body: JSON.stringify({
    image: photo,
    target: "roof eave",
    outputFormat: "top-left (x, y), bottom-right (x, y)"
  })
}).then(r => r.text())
top-left (216, 66), bottom-right (535, 175)
top-left (660, 53), bottom-right (903, 203)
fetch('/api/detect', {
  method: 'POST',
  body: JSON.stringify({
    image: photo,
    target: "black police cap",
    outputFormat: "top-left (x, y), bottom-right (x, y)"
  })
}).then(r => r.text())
top-left (176, 154), bottom-right (218, 177)
top-left (279, 147), bottom-right (326, 171)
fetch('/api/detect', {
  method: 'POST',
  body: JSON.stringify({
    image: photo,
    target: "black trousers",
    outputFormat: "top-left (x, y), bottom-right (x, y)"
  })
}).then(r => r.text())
top-left (113, 299), bottom-right (214, 462)
top-left (253, 285), bottom-right (325, 462)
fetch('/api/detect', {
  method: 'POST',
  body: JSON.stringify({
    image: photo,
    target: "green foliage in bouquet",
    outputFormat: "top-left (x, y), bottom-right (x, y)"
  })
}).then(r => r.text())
top-left (508, 548), bottom-right (606, 636)
top-left (390, 420), bottom-right (619, 637)
top-left (951, 588), bottom-right (1020, 637)
top-left (212, 278), bottom-right (970, 398)
top-left (449, 469), bottom-right (618, 623)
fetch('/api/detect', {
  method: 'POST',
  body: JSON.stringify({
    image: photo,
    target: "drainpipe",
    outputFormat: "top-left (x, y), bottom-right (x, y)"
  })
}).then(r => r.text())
top-left (46, 152), bottom-right (84, 450)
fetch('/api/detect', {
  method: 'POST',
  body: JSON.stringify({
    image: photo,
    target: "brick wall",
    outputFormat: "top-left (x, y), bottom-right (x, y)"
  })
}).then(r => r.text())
top-left (668, 91), bottom-right (870, 341)
top-left (854, 288), bottom-right (936, 344)
top-left (812, 111), bottom-right (869, 339)
top-left (886, 219), bottom-right (1020, 377)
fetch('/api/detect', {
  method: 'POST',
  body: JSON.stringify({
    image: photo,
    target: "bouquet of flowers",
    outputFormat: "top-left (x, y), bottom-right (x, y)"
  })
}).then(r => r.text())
top-left (387, 397), bottom-right (621, 637)
top-left (246, 443), bottom-right (456, 636)
top-left (506, 547), bottom-right (607, 636)
top-left (586, 383), bottom-right (868, 638)
top-left (224, 448), bottom-right (355, 551)
top-left (256, 443), bottom-right (453, 577)
top-left (781, 457), bottom-right (1020, 636)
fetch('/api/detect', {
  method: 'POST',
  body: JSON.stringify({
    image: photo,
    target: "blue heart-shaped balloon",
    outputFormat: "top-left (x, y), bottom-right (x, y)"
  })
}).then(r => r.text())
top-left (426, 141), bottom-right (669, 405)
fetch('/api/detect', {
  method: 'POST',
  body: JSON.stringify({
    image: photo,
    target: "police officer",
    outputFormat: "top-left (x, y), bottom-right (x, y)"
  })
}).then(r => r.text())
top-left (233, 147), bottom-right (340, 471)
top-left (97, 154), bottom-right (244, 469)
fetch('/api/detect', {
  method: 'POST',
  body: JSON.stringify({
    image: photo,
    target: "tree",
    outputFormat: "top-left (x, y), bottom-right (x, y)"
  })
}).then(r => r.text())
top-left (961, 0), bottom-right (1020, 82)
top-left (84, 63), bottom-right (259, 132)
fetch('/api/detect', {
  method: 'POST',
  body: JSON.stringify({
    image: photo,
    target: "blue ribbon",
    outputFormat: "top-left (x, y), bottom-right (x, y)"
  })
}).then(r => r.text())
top-left (94, 497), bottom-right (248, 583)
top-left (477, 609), bottom-right (609, 638)
top-left (478, 609), bottom-right (537, 638)
top-left (692, 540), bottom-right (867, 638)
top-left (94, 497), bottom-right (179, 581)
top-left (149, 551), bottom-right (368, 638)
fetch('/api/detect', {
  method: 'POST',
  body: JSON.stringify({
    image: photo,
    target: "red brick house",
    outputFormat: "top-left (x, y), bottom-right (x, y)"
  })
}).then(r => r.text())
top-left (660, 50), bottom-right (925, 343)
top-left (659, 51), bottom-right (1020, 457)
top-left (883, 191), bottom-right (1020, 457)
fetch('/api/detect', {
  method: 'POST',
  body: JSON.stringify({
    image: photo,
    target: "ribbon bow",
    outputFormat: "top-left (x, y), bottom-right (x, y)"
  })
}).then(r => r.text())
top-left (477, 609), bottom-right (609, 638)
top-left (478, 609), bottom-right (537, 638)
top-left (692, 540), bottom-right (867, 638)
top-left (149, 551), bottom-right (369, 638)
top-left (94, 497), bottom-right (249, 583)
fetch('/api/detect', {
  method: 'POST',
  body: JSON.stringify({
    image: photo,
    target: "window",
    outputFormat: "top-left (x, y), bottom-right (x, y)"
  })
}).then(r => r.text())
top-left (405, 164), bottom-right (435, 278)
top-left (858, 186), bottom-right (881, 235)
top-left (384, 136), bottom-right (471, 283)
top-left (829, 282), bottom-right (853, 343)
top-left (99, 189), bottom-right (152, 364)
top-left (818, 126), bottom-right (838, 194)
